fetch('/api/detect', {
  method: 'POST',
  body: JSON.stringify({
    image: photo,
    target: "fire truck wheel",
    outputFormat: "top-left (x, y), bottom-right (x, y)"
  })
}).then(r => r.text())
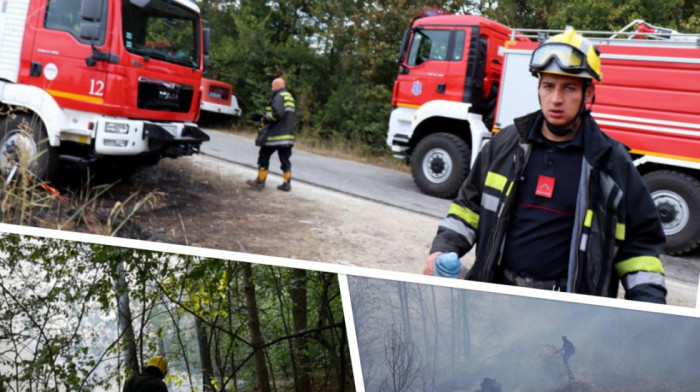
top-left (411, 133), bottom-right (470, 199)
top-left (0, 113), bottom-right (58, 182)
top-left (643, 170), bottom-right (700, 255)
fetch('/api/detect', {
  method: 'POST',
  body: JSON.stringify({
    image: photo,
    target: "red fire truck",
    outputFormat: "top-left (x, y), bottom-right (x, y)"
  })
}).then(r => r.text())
top-left (200, 77), bottom-right (241, 118)
top-left (387, 16), bottom-right (700, 254)
top-left (0, 0), bottom-right (210, 180)
top-left (388, 14), bottom-right (520, 197)
top-left (199, 32), bottom-right (240, 119)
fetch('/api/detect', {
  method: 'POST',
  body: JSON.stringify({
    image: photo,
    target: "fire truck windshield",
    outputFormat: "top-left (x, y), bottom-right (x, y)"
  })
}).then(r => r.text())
top-left (122, 0), bottom-right (200, 69)
top-left (407, 29), bottom-right (451, 65)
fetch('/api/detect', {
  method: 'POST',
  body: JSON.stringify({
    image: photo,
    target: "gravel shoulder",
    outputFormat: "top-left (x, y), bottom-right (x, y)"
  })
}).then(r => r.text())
top-left (101, 154), bottom-right (695, 308)
top-left (121, 154), bottom-right (447, 273)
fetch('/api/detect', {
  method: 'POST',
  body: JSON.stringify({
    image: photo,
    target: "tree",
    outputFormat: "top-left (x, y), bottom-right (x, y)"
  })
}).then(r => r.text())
top-left (201, 0), bottom-right (699, 157)
top-left (291, 268), bottom-right (311, 391)
top-left (0, 234), bottom-right (354, 391)
top-left (241, 262), bottom-right (271, 392)
top-left (484, 0), bottom-right (700, 32)
top-left (0, 236), bottom-right (131, 391)
top-left (380, 326), bottom-right (427, 392)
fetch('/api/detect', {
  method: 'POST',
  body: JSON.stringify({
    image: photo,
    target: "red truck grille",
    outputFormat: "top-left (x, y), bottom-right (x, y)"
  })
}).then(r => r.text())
top-left (137, 77), bottom-right (194, 113)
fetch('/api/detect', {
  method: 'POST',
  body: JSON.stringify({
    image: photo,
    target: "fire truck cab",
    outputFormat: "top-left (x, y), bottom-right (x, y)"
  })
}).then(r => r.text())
top-left (0, 0), bottom-right (209, 180)
top-left (387, 14), bottom-right (521, 199)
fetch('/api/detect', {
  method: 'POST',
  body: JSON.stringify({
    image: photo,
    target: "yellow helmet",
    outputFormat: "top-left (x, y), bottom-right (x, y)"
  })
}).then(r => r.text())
top-left (146, 356), bottom-right (168, 377)
top-left (529, 27), bottom-right (602, 82)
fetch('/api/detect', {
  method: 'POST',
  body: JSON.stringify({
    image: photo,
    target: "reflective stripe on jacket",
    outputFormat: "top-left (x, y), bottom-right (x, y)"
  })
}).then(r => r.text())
top-left (263, 88), bottom-right (295, 147)
top-left (430, 110), bottom-right (667, 303)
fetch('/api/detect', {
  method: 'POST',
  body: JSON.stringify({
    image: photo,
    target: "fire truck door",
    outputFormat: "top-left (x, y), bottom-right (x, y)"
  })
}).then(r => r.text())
top-left (28, 0), bottom-right (110, 111)
top-left (395, 27), bottom-right (467, 106)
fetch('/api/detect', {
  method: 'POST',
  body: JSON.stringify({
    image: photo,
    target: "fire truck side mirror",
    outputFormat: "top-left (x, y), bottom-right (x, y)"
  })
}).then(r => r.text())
top-left (398, 28), bottom-right (413, 64)
top-left (80, 22), bottom-right (100, 41)
top-left (202, 27), bottom-right (211, 56)
top-left (203, 55), bottom-right (211, 73)
top-left (130, 0), bottom-right (153, 8)
top-left (80, 0), bottom-right (103, 22)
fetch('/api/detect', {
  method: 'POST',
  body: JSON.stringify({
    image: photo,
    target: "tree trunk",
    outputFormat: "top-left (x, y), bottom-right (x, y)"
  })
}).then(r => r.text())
top-left (338, 320), bottom-right (347, 392)
top-left (291, 268), bottom-right (311, 392)
top-left (416, 288), bottom-right (431, 359)
top-left (398, 282), bottom-right (412, 341)
top-left (242, 263), bottom-right (271, 392)
top-left (114, 260), bottom-right (140, 376)
top-left (459, 289), bottom-right (471, 364)
top-left (196, 317), bottom-right (215, 391)
top-left (430, 286), bottom-right (438, 378)
top-left (269, 266), bottom-right (297, 381)
top-left (450, 290), bottom-right (456, 372)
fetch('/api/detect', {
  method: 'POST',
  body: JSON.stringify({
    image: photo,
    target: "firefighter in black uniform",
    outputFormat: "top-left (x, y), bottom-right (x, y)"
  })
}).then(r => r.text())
top-left (423, 28), bottom-right (666, 303)
top-left (247, 77), bottom-right (296, 191)
top-left (123, 356), bottom-right (169, 392)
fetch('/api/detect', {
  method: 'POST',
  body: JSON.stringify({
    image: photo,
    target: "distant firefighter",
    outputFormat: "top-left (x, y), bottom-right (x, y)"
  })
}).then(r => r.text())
top-left (556, 335), bottom-right (576, 365)
top-left (474, 377), bottom-right (502, 392)
top-left (555, 335), bottom-right (576, 386)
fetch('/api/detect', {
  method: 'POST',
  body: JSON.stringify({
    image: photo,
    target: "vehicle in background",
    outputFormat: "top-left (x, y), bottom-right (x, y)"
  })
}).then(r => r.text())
top-left (200, 77), bottom-right (241, 117)
top-left (387, 14), bottom-right (524, 199)
top-left (387, 16), bottom-right (700, 254)
top-left (200, 56), bottom-right (241, 118)
top-left (0, 0), bottom-right (210, 181)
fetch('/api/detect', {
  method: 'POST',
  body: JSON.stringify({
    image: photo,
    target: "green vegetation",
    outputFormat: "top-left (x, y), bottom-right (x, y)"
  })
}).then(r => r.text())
top-left (202, 0), bottom-right (699, 158)
top-left (0, 235), bottom-right (351, 391)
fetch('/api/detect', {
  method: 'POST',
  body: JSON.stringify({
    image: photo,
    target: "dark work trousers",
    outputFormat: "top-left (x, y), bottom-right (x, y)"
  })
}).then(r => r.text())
top-left (257, 146), bottom-right (292, 172)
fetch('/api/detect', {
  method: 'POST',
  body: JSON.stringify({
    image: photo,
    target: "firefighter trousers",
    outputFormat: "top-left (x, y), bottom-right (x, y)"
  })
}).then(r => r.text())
top-left (257, 146), bottom-right (292, 172)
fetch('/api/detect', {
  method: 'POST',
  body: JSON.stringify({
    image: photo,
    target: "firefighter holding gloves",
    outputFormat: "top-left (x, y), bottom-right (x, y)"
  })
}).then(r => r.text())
top-left (424, 28), bottom-right (667, 304)
top-left (247, 77), bottom-right (296, 192)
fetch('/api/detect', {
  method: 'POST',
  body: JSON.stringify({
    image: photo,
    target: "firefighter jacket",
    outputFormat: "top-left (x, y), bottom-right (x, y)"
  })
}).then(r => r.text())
top-left (123, 367), bottom-right (168, 392)
top-left (431, 110), bottom-right (667, 303)
top-left (263, 88), bottom-right (296, 147)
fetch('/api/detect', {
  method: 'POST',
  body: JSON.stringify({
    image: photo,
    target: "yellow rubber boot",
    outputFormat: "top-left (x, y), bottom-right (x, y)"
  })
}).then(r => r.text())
top-left (277, 171), bottom-right (291, 192)
top-left (247, 169), bottom-right (268, 189)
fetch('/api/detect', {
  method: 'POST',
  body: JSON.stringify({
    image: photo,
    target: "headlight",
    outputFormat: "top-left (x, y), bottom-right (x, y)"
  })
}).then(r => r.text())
top-left (104, 139), bottom-right (128, 147)
top-left (105, 122), bottom-right (129, 134)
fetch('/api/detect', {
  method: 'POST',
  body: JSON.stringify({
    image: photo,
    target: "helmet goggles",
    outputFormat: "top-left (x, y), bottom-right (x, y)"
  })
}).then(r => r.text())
top-left (529, 43), bottom-right (601, 81)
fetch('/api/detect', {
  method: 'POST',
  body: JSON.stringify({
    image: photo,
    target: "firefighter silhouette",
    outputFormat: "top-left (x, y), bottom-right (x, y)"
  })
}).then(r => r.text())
top-left (555, 335), bottom-right (576, 385)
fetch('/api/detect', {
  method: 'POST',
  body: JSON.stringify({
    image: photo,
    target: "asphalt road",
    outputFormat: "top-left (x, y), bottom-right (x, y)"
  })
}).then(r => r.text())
top-left (200, 129), bottom-right (451, 218)
top-left (200, 129), bottom-right (700, 304)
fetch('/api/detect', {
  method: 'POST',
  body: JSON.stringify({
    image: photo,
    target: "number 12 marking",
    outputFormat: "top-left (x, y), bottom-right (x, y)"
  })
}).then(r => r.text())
top-left (90, 79), bottom-right (105, 96)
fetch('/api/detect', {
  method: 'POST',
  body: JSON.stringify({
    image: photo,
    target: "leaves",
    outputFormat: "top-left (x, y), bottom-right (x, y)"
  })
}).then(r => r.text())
top-left (0, 234), bottom-right (350, 391)
top-left (202, 0), bottom-right (698, 156)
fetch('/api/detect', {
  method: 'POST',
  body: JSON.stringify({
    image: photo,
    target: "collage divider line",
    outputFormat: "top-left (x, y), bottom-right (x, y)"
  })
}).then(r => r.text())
top-left (338, 274), bottom-right (365, 392)
top-left (1, 222), bottom-right (698, 319)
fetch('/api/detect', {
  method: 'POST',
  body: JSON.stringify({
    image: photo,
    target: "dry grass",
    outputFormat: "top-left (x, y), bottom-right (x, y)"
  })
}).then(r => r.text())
top-left (1, 108), bottom-right (157, 235)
